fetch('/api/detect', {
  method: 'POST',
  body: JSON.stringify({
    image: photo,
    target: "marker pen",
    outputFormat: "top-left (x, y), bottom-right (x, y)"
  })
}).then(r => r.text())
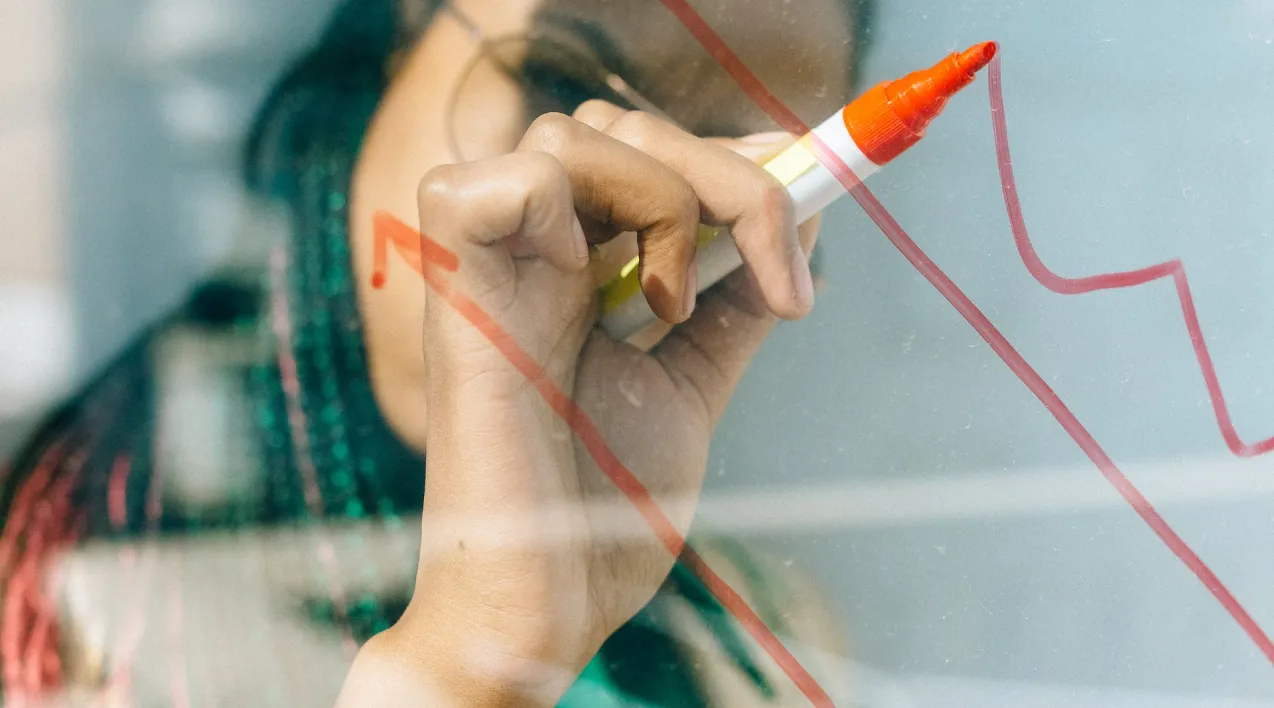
top-left (599, 41), bottom-right (998, 340)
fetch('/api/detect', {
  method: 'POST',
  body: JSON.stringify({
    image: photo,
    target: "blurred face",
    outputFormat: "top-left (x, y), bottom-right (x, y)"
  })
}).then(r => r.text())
top-left (359, 0), bottom-right (856, 209)
top-left (51, 1), bottom-right (861, 703)
top-left (437, 0), bottom-right (856, 161)
top-left (532, 0), bottom-right (855, 136)
top-left (350, 0), bottom-right (858, 441)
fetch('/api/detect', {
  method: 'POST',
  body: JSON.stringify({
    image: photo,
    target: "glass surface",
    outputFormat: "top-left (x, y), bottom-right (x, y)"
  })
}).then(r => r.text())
top-left (2, 0), bottom-right (1273, 705)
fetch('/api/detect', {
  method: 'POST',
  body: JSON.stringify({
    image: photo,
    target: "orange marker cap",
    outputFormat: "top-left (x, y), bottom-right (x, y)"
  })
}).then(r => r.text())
top-left (843, 41), bottom-right (997, 165)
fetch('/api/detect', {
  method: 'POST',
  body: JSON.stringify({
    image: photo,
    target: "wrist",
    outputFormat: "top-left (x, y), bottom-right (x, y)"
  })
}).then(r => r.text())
top-left (336, 629), bottom-right (455, 707)
top-left (336, 623), bottom-right (571, 708)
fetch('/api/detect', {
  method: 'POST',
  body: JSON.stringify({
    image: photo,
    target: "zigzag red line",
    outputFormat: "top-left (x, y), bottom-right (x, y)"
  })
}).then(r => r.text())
top-left (988, 56), bottom-right (1274, 458)
top-left (656, 0), bottom-right (1274, 682)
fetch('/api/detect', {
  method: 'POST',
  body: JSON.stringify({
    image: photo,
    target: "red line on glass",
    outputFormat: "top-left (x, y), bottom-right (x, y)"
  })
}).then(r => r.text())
top-left (987, 56), bottom-right (1273, 458)
top-left (372, 213), bottom-right (835, 707)
top-left (655, 0), bottom-right (1274, 672)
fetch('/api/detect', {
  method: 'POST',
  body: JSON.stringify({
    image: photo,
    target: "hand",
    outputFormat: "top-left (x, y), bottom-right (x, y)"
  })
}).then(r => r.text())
top-left (344, 102), bottom-right (821, 706)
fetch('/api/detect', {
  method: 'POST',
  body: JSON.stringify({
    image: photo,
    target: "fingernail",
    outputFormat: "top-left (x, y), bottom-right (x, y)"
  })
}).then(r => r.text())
top-left (572, 215), bottom-right (589, 261)
top-left (790, 248), bottom-right (815, 313)
top-left (682, 259), bottom-right (699, 319)
top-left (740, 131), bottom-right (792, 144)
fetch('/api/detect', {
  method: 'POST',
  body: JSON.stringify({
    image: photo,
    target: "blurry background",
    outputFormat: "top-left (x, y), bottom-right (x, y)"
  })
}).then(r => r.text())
top-left (3, 0), bottom-right (1274, 705)
top-left (0, 0), bottom-right (340, 453)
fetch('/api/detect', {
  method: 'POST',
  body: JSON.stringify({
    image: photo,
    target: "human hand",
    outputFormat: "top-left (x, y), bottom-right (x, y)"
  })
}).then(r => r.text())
top-left (345, 102), bottom-right (821, 706)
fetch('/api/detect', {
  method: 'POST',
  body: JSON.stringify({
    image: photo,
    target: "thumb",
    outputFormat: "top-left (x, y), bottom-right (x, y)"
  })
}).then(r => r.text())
top-left (653, 131), bottom-right (822, 423)
top-left (655, 213), bottom-right (822, 423)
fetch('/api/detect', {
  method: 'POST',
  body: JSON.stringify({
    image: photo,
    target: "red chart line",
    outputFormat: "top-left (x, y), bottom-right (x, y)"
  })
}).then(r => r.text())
top-left (377, 11), bottom-right (1274, 705)
top-left (987, 55), bottom-right (1274, 458)
top-left (372, 212), bottom-right (835, 707)
top-left (656, 0), bottom-right (1274, 673)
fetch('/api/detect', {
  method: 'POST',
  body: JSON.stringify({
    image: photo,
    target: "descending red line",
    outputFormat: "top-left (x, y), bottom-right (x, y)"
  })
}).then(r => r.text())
top-left (987, 55), bottom-right (1274, 458)
top-left (655, 0), bottom-right (1274, 677)
top-left (372, 215), bottom-right (835, 707)
top-left (375, 8), bottom-right (1274, 703)
top-left (656, 0), bottom-right (807, 136)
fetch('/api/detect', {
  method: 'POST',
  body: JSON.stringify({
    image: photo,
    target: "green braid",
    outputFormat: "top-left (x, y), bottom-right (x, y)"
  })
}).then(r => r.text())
top-left (241, 0), bottom-right (808, 702)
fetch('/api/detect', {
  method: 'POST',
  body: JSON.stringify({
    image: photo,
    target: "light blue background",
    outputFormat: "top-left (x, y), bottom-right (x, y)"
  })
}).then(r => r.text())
top-left (707, 0), bottom-right (1274, 702)
top-left (46, 0), bottom-right (1274, 703)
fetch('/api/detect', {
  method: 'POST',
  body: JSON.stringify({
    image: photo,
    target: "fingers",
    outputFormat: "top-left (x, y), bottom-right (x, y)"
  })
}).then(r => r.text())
top-left (518, 113), bottom-right (702, 323)
top-left (655, 214), bottom-right (823, 422)
top-left (417, 152), bottom-right (589, 282)
top-left (573, 101), bottom-right (814, 321)
top-left (571, 99), bottom-right (627, 131)
top-left (414, 152), bottom-right (596, 459)
top-left (709, 132), bottom-right (797, 165)
top-left (423, 103), bottom-right (817, 333)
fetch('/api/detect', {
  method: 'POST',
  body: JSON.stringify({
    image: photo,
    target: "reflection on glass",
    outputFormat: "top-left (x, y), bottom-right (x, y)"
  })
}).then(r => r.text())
top-left (1, 0), bottom-right (1272, 706)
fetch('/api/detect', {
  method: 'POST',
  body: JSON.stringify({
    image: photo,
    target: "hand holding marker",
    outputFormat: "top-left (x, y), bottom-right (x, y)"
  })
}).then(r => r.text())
top-left (600, 41), bottom-right (999, 340)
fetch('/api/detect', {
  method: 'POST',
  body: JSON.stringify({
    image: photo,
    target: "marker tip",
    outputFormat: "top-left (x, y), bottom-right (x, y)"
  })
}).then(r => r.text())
top-left (958, 41), bottom-right (998, 74)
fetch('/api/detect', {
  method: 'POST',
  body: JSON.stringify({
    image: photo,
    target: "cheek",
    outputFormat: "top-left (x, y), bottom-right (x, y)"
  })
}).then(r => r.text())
top-left (449, 56), bottom-right (532, 161)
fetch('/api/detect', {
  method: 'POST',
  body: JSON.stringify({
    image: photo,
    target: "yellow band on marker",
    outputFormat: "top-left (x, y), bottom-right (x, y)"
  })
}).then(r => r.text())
top-left (599, 224), bottom-right (719, 314)
top-left (763, 135), bottom-right (823, 185)
top-left (598, 137), bottom-right (822, 315)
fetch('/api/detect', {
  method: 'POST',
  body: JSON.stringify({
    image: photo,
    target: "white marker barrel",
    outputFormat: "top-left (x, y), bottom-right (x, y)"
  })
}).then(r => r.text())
top-left (600, 111), bottom-right (880, 341)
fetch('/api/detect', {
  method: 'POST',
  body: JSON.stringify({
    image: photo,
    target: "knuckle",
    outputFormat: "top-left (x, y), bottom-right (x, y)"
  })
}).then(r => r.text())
top-left (416, 163), bottom-right (462, 212)
top-left (606, 111), bottom-right (662, 151)
top-left (516, 150), bottom-right (568, 188)
top-left (572, 99), bottom-right (622, 123)
top-left (665, 181), bottom-right (700, 232)
top-left (520, 112), bottom-right (578, 153)
top-left (756, 177), bottom-right (796, 232)
top-left (513, 152), bottom-right (570, 209)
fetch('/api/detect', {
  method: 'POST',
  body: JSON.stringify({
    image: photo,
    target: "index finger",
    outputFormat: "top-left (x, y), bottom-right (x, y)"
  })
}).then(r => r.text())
top-left (518, 113), bottom-right (703, 323)
top-left (602, 111), bottom-right (814, 320)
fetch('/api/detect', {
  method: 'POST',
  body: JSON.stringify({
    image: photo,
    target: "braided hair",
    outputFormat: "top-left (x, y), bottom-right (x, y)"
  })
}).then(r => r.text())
top-left (1, 0), bottom-right (871, 701)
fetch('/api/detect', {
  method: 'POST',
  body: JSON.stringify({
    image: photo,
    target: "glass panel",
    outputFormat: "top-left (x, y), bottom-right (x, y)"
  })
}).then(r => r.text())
top-left (2, 0), bottom-right (1271, 705)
